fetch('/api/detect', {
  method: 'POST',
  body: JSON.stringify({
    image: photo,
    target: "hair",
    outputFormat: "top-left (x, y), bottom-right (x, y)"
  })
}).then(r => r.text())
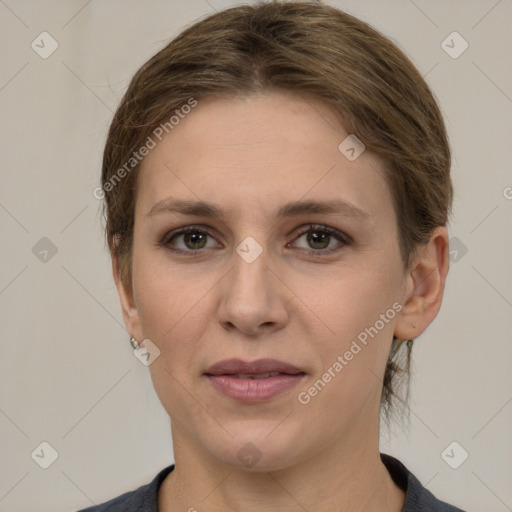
top-left (100, 0), bottom-right (452, 419)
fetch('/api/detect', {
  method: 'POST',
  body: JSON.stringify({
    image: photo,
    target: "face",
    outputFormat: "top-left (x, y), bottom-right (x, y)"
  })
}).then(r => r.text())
top-left (119, 92), bottom-right (412, 471)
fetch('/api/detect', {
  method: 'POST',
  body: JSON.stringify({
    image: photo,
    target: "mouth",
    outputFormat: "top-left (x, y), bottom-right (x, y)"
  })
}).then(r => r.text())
top-left (226, 372), bottom-right (284, 379)
top-left (204, 358), bottom-right (306, 402)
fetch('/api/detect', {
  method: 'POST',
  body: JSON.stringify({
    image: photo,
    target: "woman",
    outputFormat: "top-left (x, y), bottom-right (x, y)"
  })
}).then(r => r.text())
top-left (79, 1), bottom-right (465, 510)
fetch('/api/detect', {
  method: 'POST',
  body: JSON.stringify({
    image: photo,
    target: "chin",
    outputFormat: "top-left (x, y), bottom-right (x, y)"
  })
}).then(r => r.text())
top-left (203, 422), bottom-right (306, 472)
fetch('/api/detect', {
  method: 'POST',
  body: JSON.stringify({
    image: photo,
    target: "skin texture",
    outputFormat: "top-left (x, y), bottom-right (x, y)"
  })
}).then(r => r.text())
top-left (113, 91), bottom-right (449, 511)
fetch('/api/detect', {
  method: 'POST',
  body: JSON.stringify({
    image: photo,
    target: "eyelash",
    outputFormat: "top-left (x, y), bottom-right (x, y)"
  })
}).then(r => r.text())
top-left (159, 224), bottom-right (350, 258)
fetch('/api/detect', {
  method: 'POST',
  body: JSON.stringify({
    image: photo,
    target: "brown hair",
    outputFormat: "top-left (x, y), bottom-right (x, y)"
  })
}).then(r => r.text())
top-left (101, 0), bottom-right (452, 418)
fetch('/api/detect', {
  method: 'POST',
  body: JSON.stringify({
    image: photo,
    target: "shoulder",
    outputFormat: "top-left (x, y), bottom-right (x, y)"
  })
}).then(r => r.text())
top-left (381, 453), bottom-right (467, 512)
top-left (73, 465), bottom-right (174, 512)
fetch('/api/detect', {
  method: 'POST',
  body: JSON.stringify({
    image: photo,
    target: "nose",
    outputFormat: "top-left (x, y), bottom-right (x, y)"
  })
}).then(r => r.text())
top-left (216, 246), bottom-right (290, 337)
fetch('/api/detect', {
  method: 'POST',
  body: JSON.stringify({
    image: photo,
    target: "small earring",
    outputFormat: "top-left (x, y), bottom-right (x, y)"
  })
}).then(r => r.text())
top-left (130, 337), bottom-right (140, 350)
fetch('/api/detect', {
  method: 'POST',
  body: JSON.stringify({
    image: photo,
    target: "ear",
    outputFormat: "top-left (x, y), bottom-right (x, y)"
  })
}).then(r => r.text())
top-left (112, 249), bottom-right (143, 342)
top-left (394, 226), bottom-right (450, 340)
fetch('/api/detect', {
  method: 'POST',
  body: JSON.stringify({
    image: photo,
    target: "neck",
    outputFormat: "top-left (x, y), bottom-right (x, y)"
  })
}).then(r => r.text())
top-left (159, 420), bottom-right (405, 512)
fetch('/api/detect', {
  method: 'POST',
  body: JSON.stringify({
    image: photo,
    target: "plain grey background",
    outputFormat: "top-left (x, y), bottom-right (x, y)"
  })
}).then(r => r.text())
top-left (1, 1), bottom-right (511, 511)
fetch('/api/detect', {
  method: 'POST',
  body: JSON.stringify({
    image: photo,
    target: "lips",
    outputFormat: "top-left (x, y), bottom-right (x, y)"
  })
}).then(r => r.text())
top-left (205, 358), bottom-right (304, 376)
top-left (204, 358), bottom-right (306, 402)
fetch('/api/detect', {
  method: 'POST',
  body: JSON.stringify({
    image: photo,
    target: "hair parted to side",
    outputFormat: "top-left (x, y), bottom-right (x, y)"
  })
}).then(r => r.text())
top-left (101, 0), bottom-right (452, 420)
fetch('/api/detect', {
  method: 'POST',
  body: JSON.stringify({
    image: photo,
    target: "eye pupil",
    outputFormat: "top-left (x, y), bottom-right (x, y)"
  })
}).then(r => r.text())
top-left (184, 231), bottom-right (207, 249)
top-left (307, 230), bottom-right (330, 249)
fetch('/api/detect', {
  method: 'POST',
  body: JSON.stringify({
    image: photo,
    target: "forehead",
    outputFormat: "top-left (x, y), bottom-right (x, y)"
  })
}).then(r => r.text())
top-left (136, 92), bottom-right (394, 224)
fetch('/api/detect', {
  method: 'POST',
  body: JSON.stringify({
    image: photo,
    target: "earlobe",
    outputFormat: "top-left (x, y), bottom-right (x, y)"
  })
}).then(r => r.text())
top-left (394, 227), bottom-right (450, 341)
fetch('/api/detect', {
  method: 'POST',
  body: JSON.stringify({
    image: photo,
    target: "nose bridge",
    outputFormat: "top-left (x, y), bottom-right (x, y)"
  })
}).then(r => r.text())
top-left (216, 235), bottom-right (288, 334)
top-left (230, 236), bottom-right (271, 301)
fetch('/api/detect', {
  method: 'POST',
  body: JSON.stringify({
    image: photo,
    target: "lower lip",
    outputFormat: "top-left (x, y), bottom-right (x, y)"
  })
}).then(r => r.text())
top-left (206, 374), bottom-right (305, 402)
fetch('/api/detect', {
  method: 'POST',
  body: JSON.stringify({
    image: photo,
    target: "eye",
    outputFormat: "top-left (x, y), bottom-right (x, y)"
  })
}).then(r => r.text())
top-left (161, 226), bottom-right (220, 254)
top-left (160, 224), bottom-right (349, 257)
top-left (290, 224), bottom-right (349, 254)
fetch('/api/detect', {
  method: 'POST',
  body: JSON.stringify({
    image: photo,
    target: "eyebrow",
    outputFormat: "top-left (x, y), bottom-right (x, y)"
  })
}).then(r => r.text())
top-left (146, 197), bottom-right (370, 221)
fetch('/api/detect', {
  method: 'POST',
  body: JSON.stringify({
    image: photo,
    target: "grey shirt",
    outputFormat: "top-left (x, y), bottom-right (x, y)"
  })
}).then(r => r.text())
top-left (75, 453), bottom-right (467, 511)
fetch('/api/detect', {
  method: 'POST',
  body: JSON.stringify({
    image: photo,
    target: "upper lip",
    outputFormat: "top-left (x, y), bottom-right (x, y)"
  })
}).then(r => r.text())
top-left (204, 358), bottom-right (305, 376)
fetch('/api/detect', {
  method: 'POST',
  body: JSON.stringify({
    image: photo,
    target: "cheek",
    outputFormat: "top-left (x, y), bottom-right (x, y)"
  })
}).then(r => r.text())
top-left (294, 283), bottom-right (400, 428)
top-left (296, 248), bottom-right (403, 395)
top-left (131, 245), bottom-right (209, 356)
top-left (132, 252), bottom-right (216, 423)
top-left (307, 259), bottom-right (401, 342)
